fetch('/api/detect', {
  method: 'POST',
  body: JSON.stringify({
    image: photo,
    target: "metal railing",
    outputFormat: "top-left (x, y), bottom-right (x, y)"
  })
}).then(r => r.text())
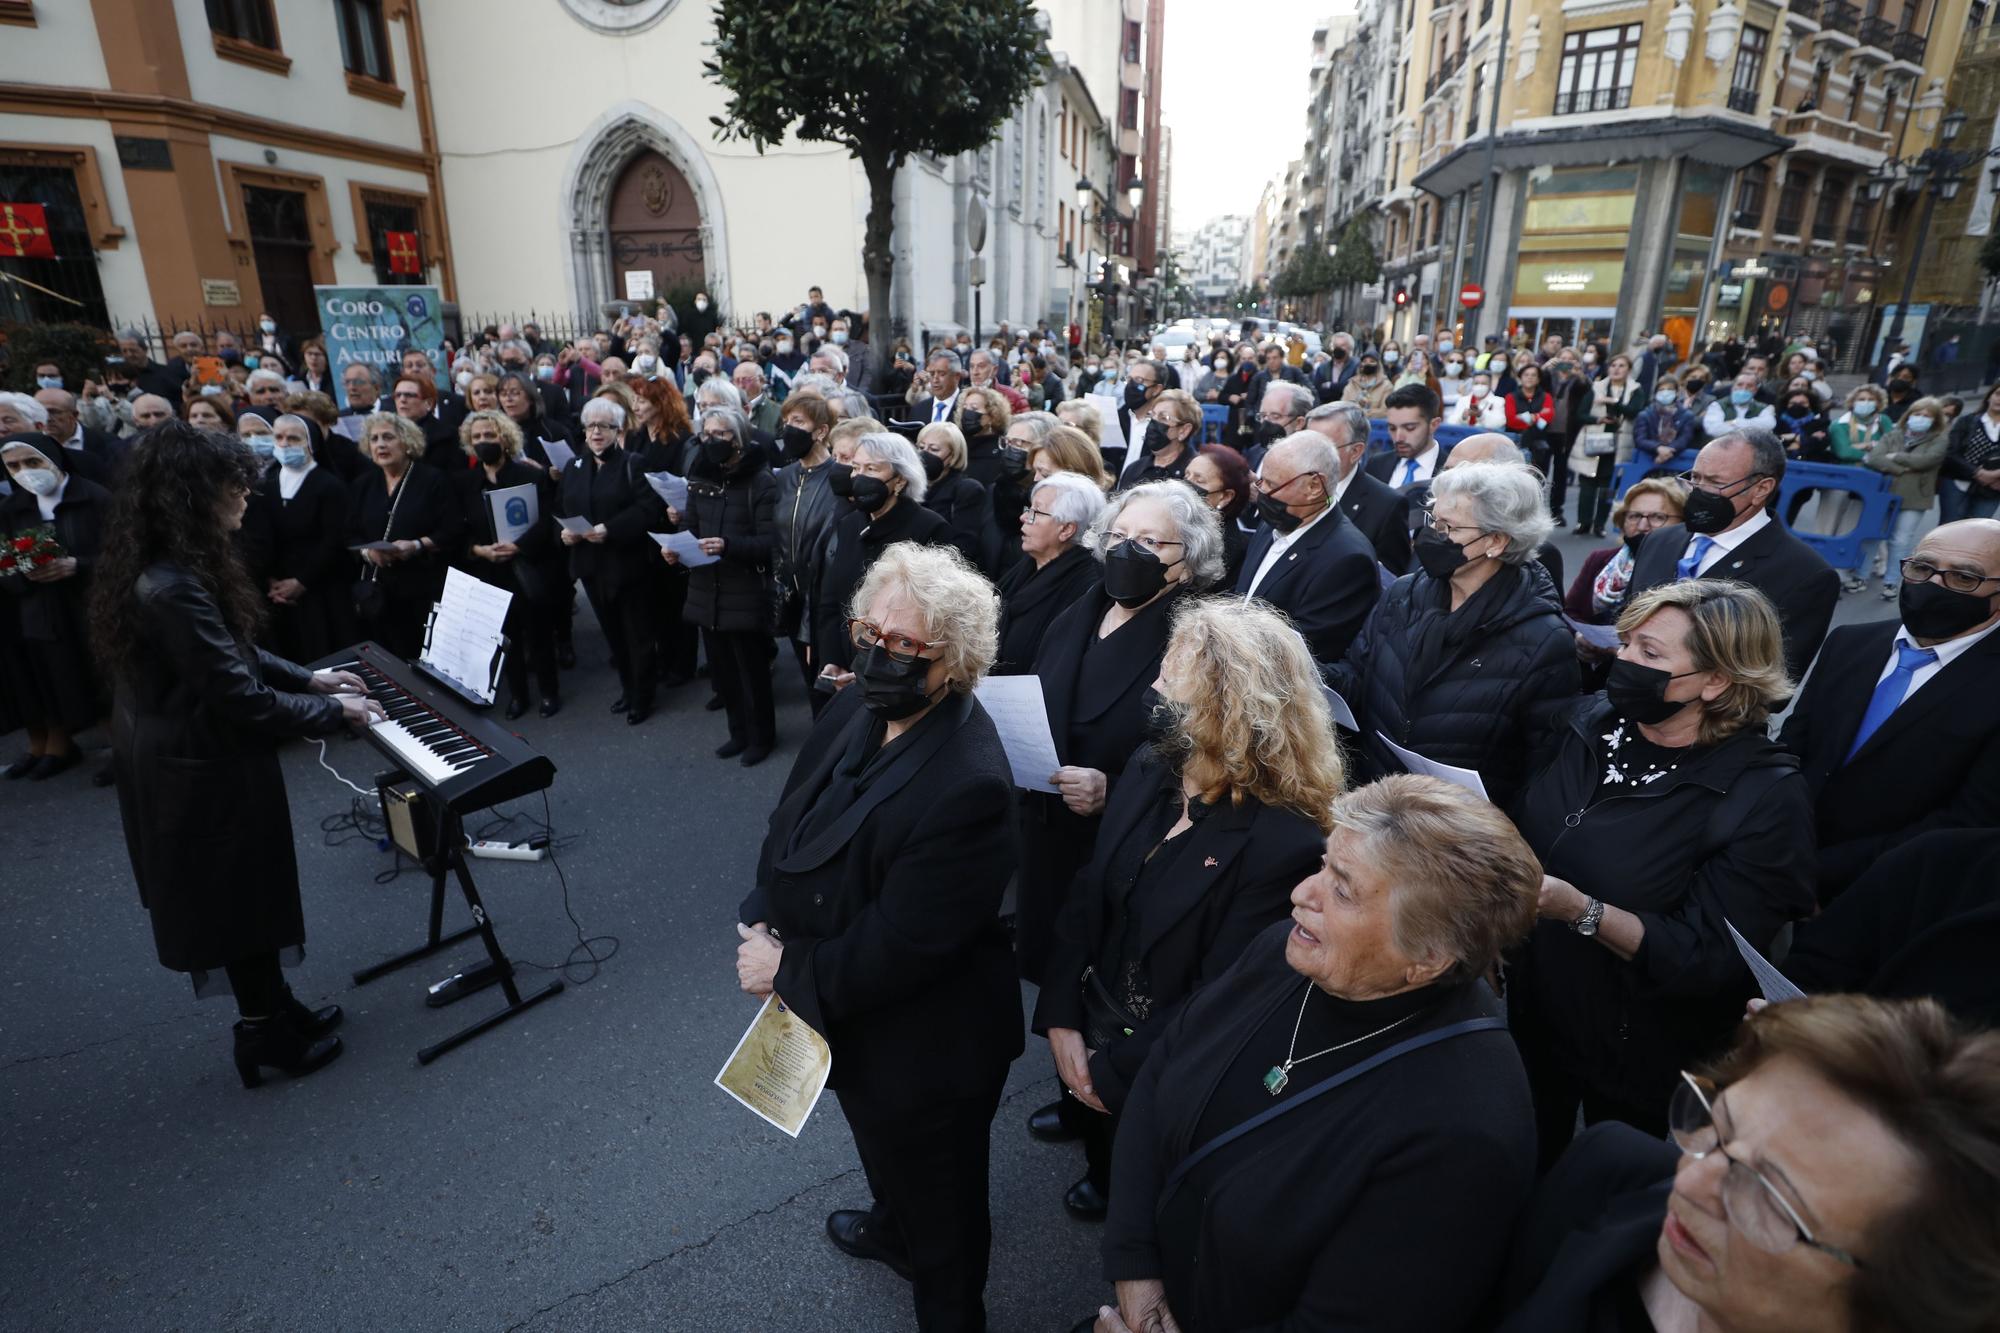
top-left (1889, 30), bottom-right (1926, 61)
top-left (1822, 1), bottom-right (1859, 32)
top-left (1554, 85), bottom-right (1633, 115)
top-left (1727, 86), bottom-right (1760, 113)
top-left (1787, 0), bottom-right (1822, 23)
top-left (1858, 15), bottom-right (1894, 48)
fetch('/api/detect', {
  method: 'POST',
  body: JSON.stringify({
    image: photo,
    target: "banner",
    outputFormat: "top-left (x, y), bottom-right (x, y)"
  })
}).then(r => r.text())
top-left (0, 202), bottom-right (55, 259)
top-left (315, 285), bottom-right (445, 410)
top-left (384, 230), bottom-right (422, 275)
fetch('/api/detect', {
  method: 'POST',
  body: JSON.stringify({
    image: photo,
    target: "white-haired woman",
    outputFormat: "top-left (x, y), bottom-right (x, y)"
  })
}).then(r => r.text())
top-left (805, 431), bottom-right (954, 700)
top-left (1033, 598), bottom-right (1343, 1223)
top-left (993, 471), bottom-right (1104, 674)
top-left (454, 409), bottom-right (562, 719)
top-left (734, 542), bottom-right (1021, 1333)
top-left (346, 411), bottom-right (462, 660)
top-left (555, 397), bottom-right (668, 725)
top-left (917, 421), bottom-right (1002, 575)
top-left (1326, 461), bottom-right (1578, 809)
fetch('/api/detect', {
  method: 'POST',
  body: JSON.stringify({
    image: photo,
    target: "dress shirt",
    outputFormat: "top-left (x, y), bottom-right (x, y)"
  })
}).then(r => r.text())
top-left (1684, 509), bottom-right (1770, 576)
top-left (1393, 443), bottom-right (1440, 489)
top-left (1874, 617), bottom-right (2000, 701)
top-left (1245, 502), bottom-right (1334, 598)
top-left (1330, 462), bottom-right (1360, 504)
top-left (929, 391), bottom-right (960, 423)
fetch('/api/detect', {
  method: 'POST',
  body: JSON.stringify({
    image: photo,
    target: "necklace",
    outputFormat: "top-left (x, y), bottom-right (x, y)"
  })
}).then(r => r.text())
top-left (1599, 719), bottom-right (1687, 787)
top-left (1263, 982), bottom-right (1420, 1096)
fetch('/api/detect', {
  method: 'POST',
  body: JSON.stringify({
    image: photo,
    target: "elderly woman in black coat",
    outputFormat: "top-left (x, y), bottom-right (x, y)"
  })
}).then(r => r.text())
top-left (258, 414), bottom-right (356, 666)
top-left (93, 422), bottom-right (383, 1085)
top-left (347, 411), bottom-right (463, 661)
top-left (665, 405), bottom-right (777, 765)
top-left (557, 397), bottom-right (668, 725)
top-left (455, 409), bottom-right (563, 720)
top-left (916, 421), bottom-right (1002, 575)
top-left (735, 542), bottom-right (1019, 1333)
top-left (1, 433), bottom-right (110, 780)
top-left (1508, 579), bottom-right (1816, 1166)
top-left (1326, 460), bottom-right (1579, 810)
top-left (1033, 598), bottom-right (1341, 1221)
top-left (992, 471), bottom-right (1105, 675)
top-left (1091, 776), bottom-right (1543, 1333)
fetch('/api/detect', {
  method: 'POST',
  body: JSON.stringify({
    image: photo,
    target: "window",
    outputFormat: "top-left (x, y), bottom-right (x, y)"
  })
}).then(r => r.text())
top-left (1879, 82), bottom-right (1896, 130)
top-left (1849, 73), bottom-right (1866, 120)
top-left (1728, 25), bottom-right (1767, 114)
top-left (1773, 170), bottom-right (1808, 235)
top-left (206, 0), bottom-right (278, 47)
top-left (1812, 175), bottom-right (1847, 239)
top-left (0, 161), bottom-right (111, 329)
top-left (363, 197), bottom-right (422, 286)
top-left (1035, 109), bottom-right (1049, 223)
top-left (1732, 164), bottom-right (1768, 226)
top-left (336, 0), bottom-right (392, 82)
top-left (1467, 62), bottom-right (1484, 135)
top-left (1554, 24), bottom-right (1641, 115)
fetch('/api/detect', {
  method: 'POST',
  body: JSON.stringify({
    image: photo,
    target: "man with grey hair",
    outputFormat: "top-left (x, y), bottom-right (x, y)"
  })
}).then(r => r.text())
top-left (732, 359), bottom-right (781, 437)
top-left (913, 351), bottom-right (964, 426)
top-left (1307, 400), bottom-right (1411, 574)
top-left (1251, 379), bottom-right (1315, 470)
top-left (968, 347), bottom-right (1028, 413)
top-left (245, 368), bottom-right (288, 413)
top-left (34, 386), bottom-right (126, 482)
top-left (1626, 427), bottom-right (1839, 680)
top-left (809, 342), bottom-right (848, 382)
top-left (1236, 430), bottom-right (1383, 664)
top-left (131, 393), bottom-right (176, 431)
top-left (116, 328), bottom-right (180, 399)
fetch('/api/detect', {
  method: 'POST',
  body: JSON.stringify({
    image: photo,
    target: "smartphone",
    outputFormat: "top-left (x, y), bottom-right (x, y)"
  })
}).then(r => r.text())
top-left (192, 355), bottom-right (225, 386)
top-left (813, 671), bottom-right (841, 695)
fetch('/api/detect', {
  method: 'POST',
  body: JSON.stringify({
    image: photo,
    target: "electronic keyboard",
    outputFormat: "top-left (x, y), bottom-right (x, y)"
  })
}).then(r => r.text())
top-left (310, 641), bottom-right (556, 813)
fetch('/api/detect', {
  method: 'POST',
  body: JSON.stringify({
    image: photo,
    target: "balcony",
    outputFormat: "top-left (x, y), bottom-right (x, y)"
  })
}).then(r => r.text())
top-left (1730, 209), bottom-right (1765, 230)
top-left (1727, 86), bottom-right (1760, 114)
top-left (1816, 0), bottom-right (1859, 44)
top-left (1889, 29), bottom-right (1927, 65)
top-left (1778, 108), bottom-right (1892, 160)
top-left (1554, 85), bottom-right (1633, 116)
top-left (1785, 0), bottom-right (1821, 27)
top-left (1811, 216), bottom-right (1839, 241)
top-left (1856, 15), bottom-right (1895, 55)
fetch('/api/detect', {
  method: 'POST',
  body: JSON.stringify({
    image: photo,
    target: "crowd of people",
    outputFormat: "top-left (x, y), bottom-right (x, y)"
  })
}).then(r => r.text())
top-left (5, 298), bottom-right (2000, 1333)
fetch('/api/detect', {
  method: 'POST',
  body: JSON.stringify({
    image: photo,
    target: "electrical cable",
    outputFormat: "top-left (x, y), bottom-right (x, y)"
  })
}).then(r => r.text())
top-left (316, 737), bottom-right (374, 795)
top-left (502, 789), bottom-right (620, 987)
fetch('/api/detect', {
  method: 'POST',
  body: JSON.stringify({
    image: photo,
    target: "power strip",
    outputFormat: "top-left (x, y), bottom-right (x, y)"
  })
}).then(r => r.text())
top-left (468, 840), bottom-right (548, 862)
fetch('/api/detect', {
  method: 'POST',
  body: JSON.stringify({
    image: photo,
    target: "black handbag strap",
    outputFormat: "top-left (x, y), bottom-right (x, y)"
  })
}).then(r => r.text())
top-left (1158, 1016), bottom-right (1507, 1204)
top-left (364, 469), bottom-right (411, 585)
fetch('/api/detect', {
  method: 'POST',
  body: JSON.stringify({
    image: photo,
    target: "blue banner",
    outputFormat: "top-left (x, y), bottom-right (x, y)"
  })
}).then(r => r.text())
top-left (314, 285), bottom-right (446, 410)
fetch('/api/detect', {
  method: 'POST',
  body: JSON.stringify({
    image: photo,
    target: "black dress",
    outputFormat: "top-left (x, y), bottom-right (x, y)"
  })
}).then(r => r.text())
top-left (259, 463), bottom-right (355, 664)
top-left (923, 470), bottom-right (1001, 576)
top-left (346, 462), bottom-right (463, 660)
top-left (553, 443), bottom-right (668, 715)
top-left (454, 458), bottom-right (563, 706)
top-left (992, 545), bottom-right (1100, 675)
top-left (632, 427), bottom-right (699, 681)
top-left (0, 472), bottom-right (110, 734)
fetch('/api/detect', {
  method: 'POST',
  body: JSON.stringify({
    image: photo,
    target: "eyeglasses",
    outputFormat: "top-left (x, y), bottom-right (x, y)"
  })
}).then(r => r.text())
top-left (582, 422), bottom-right (619, 434)
top-left (1668, 1072), bottom-right (1863, 1268)
top-left (1102, 531), bottom-right (1183, 559)
top-left (1024, 507), bottom-right (1060, 525)
top-left (849, 619), bottom-right (943, 663)
top-left (1900, 558), bottom-right (2000, 595)
top-left (1624, 510), bottom-right (1677, 528)
top-left (1415, 498), bottom-right (1483, 538)
top-left (1253, 470), bottom-right (1316, 499)
top-left (1677, 469), bottom-right (1767, 497)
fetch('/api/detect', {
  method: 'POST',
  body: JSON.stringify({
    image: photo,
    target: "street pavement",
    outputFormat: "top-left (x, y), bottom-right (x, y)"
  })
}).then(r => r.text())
top-left (1, 522), bottom-right (1892, 1333)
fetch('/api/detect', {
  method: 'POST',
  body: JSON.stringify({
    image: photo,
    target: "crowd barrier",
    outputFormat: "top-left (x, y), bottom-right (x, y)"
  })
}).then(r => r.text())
top-left (1611, 451), bottom-right (1902, 569)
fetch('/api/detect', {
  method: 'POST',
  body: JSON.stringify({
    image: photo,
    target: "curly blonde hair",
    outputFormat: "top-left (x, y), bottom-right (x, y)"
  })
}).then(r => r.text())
top-left (458, 408), bottom-right (524, 461)
top-left (848, 541), bottom-right (1000, 693)
top-left (1152, 597), bottom-right (1345, 824)
top-left (362, 410), bottom-right (425, 458)
top-left (956, 386), bottom-right (1012, 436)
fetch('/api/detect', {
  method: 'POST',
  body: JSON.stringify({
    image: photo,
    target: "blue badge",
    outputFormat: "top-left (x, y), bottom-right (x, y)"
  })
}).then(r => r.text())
top-left (405, 293), bottom-right (429, 320)
top-left (505, 496), bottom-right (529, 526)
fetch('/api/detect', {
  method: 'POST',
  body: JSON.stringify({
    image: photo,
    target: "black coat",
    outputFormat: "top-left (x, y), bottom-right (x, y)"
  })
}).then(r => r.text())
top-left (111, 564), bottom-right (346, 972)
top-left (807, 497), bottom-right (953, 674)
top-left (452, 458), bottom-right (564, 605)
top-left (553, 444), bottom-right (668, 599)
top-left (923, 470), bottom-right (1001, 575)
top-left (1779, 618), bottom-right (2000, 900)
top-left (1508, 696), bottom-right (1817, 1111)
top-left (0, 472), bottom-right (110, 733)
top-left (1031, 748), bottom-right (1323, 1110)
top-left (1233, 503), bottom-right (1382, 665)
top-left (680, 447), bottom-right (776, 633)
top-left (1339, 469), bottom-right (1413, 574)
top-left (737, 688), bottom-right (1022, 1103)
top-left (346, 461), bottom-right (463, 611)
top-left (259, 464), bottom-right (356, 663)
top-left (773, 456), bottom-right (838, 639)
top-left (1625, 518), bottom-right (1839, 683)
top-left (1104, 924), bottom-right (1536, 1333)
top-left (1494, 1122), bottom-right (1679, 1333)
top-left (1324, 562), bottom-right (1579, 810)
top-left (993, 545), bottom-right (1099, 675)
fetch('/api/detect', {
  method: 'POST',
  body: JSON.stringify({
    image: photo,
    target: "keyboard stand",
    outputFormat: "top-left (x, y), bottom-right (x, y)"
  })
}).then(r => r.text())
top-left (351, 798), bottom-right (564, 1064)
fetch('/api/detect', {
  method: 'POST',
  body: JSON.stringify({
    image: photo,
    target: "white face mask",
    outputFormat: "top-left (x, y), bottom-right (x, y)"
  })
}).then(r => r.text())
top-left (695, 298), bottom-right (709, 311)
top-left (1905, 415), bottom-right (1934, 435)
top-left (1444, 360), bottom-right (1463, 374)
top-left (776, 340), bottom-right (793, 355)
top-left (13, 464), bottom-right (59, 495)
top-left (259, 318), bottom-right (276, 334)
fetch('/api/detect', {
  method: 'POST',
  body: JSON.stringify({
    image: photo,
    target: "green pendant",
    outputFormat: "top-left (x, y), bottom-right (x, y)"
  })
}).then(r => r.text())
top-left (1263, 1064), bottom-right (1289, 1096)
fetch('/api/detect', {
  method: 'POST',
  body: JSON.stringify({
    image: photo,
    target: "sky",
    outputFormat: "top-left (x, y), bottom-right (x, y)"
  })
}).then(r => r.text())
top-left (1160, 0), bottom-right (1334, 238)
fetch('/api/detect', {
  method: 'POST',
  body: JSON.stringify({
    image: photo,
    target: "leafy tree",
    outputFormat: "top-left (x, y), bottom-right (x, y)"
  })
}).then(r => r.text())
top-left (706, 0), bottom-right (1049, 382)
top-left (0, 321), bottom-right (110, 393)
top-left (1325, 215), bottom-right (1380, 289)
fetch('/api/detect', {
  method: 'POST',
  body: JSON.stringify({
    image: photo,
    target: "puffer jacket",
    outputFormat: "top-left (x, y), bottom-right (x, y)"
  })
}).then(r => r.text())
top-left (1325, 560), bottom-right (1579, 810)
top-left (679, 445), bottom-right (776, 633)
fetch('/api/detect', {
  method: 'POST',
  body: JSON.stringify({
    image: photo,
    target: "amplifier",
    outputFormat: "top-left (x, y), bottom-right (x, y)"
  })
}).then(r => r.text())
top-left (377, 773), bottom-right (441, 862)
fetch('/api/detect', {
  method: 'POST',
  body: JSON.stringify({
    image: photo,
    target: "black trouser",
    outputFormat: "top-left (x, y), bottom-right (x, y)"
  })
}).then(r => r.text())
top-left (704, 627), bottom-right (775, 749)
top-left (1079, 1099), bottom-right (1119, 1193)
top-left (501, 595), bottom-right (560, 704)
top-left (788, 637), bottom-right (815, 697)
top-left (1574, 468), bottom-right (1615, 532)
top-left (1547, 433), bottom-right (1575, 516)
top-left (582, 578), bottom-right (655, 714)
top-left (839, 1070), bottom-right (1007, 1333)
top-left (224, 952), bottom-right (288, 1019)
top-left (651, 566), bottom-right (699, 680)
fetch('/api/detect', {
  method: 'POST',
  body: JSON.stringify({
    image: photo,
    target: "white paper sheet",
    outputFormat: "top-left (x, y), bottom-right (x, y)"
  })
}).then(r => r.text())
top-left (1088, 391), bottom-right (1130, 471)
top-left (1727, 921), bottom-right (1807, 1003)
top-left (644, 470), bottom-right (689, 514)
top-left (556, 514), bottom-right (596, 535)
top-left (1375, 731), bottom-right (1489, 800)
top-left (486, 483), bottom-right (538, 544)
top-left (1565, 615), bottom-right (1622, 651)
top-left (422, 567), bottom-right (512, 704)
top-left (651, 531), bottom-right (718, 567)
top-left (1322, 686), bottom-right (1359, 732)
top-left (973, 675), bottom-right (1065, 793)
top-left (539, 436), bottom-right (576, 472)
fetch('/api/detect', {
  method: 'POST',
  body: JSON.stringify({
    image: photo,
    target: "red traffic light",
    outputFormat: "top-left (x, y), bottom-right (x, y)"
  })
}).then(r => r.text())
top-left (1392, 287), bottom-right (1409, 307)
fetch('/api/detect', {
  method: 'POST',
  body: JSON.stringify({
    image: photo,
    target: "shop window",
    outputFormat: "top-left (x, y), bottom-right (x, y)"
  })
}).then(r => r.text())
top-left (1728, 26), bottom-right (1767, 114)
top-left (336, 0), bottom-right (392, 83)
top-left (206, 0), bottom-right (278, 48)
top-left (1554, 24), bottom-right (1641, 116)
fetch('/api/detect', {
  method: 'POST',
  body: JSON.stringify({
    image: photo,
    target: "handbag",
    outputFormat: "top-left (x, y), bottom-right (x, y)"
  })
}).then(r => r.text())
top-left (1578, 427), bottom-right (1618, 457)
top-left (352, 470), bottom-right (410, 621)
top-left (1078, 965), bottom-right (1144, 1052)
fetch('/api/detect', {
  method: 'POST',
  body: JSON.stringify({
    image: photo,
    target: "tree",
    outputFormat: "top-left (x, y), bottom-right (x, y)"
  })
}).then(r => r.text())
top-left (1325, 215), bottom-right (1379, 289)
top-left (706, 0), bottom-right (1049, 383)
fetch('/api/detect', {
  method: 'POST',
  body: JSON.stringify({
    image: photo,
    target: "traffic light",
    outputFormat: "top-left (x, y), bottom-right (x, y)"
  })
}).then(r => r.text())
top-left (1392, 287), bottom-right (1409, 308)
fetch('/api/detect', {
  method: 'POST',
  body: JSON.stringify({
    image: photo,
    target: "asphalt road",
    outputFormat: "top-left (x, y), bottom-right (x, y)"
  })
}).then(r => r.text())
top-left (0, 524), bottom-right (1892, 1333)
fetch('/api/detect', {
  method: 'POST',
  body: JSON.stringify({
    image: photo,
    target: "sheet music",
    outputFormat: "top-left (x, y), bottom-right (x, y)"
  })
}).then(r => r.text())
top-left (540, 436), bottom-right (576, 472)
top-left (644, 471), bottom-right (689, 513)
top-left (556, 514), bottom-right (596, 534)
top-left (1565, 615), bottom-right (1622, 651)
top-left (1088, 391), bottom-right (1129, 470)
top-left (1375, 731), bottom-right (1489, 800)
top-left (1727, 921), bottom-right (1807, 1003)
top-left (650, 531), bottom-right (717, 567)
top-left (486, 483), bottom-right (538, 544)
top-left (423, 567), bottom-right (511, 704)
top-left (972, 675), bottom-right (1064, 793)
top-left (1322, 685), bottom-right (1359, 732)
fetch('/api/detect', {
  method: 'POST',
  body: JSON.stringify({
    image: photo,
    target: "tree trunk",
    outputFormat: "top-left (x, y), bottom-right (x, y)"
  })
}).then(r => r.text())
top-left (860, 148), bottom-right (897, 395)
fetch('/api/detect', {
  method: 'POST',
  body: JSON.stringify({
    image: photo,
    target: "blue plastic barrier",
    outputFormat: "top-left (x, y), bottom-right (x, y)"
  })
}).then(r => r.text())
top-left (1365, 420), bottom-right (1499, 460)
top-left (1611, 452), bottom-right (1900, 567)
top-left (1611, 451), bottom-right (1698, 499)
top-left (1200, 404), bottom-right (1229, 443)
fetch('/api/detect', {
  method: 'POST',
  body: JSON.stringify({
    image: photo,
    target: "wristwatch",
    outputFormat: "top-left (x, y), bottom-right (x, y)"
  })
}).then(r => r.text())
top-left (1572, 897), bottom-right (1605, 938)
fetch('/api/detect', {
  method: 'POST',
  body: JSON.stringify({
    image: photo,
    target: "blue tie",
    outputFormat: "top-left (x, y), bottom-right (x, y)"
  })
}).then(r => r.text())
top-left (1400, 458), bottom-right (1419, 487)
top-left (1675, 535), bottom-right (1715, 581)
top-left (1845, 642), bottom-right (1939, 761)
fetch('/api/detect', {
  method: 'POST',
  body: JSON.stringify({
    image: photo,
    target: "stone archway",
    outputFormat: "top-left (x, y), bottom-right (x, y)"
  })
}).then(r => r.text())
top-left (560, 102), bottom-right (729, 318)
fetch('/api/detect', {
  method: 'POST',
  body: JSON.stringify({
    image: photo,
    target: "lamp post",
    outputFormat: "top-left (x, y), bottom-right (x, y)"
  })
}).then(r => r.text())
top-left (1868, 106), bottom-right (1990, 367)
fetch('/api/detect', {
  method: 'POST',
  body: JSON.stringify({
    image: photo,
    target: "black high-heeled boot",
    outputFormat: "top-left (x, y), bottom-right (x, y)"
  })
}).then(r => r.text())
top-left (281, 988), bottom-right (344, 1040)
top-left (232, 1015), bottom-right (343, 1089)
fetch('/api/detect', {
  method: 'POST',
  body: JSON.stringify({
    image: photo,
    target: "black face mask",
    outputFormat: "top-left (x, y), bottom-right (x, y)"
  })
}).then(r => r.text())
top-left (827, 461), bottom-right (854, 498)
top-left (846, 474), bottom-right (892, 512)
top-left (1624, 528), bottom-right (1649, 556)
top-left (780, 425), bottom-right (815, 461)
top-left (1256, 493), bottom-right (1306, 534)
top-left (1254, 418), bottom-right (1287, 446)
top-left (1101, 540), bottom-right (1172, 608)
top-left (1680, 484), bottom-right (1743, 535)
top-left (1900, 580), bottom-right (1996, 641)
top-left (1605, 658), bottom-right (1699, 726)
top-left (1123, 381), bottom-right (1150, 412)
top-left (998, 446), bottom-right (1030, 479)
top-left (473, 441), bottom-right (503, 467)
top-left (1143, 419), bottom-right (1172, 455)
top-left (700, 435), bottom-right (735, 467)
top-left (1413, 525), bottom-right (1480, 579)
top-left (1358, 364), bottom-right (1380, 378)
top-left (690, 370), bottom-right (710, 387)
top-left (920, 451), bottom-right (946, 482)
top-left (851, 642), bottom-right (941, 720)
top-left (1330, 348), bottom-right (1348, 361)
top-left (960, 410), bottom-right (984, 438)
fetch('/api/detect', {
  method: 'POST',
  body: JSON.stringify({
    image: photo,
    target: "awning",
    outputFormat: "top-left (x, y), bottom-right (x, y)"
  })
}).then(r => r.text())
top-left (1413, 115), bottom-right (1794, 199)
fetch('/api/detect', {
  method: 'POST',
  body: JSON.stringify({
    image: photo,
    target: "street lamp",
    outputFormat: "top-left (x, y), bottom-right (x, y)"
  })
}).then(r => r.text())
top-left (1125, 177), bottom-right (1144, 213)
top-left (1872, 103), bottom-right (1993, 363)
top-left (1075, 176), bottom-right (1094, 212)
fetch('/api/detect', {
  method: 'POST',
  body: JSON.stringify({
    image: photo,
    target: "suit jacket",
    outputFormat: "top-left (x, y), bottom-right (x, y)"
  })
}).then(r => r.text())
top-left (1339, 469), bottom-right (1413, 574)
top-left (1364, 441), bottom-right (1456, 490)
top-left (1779, 619), bottom-right (2000, 899)
top-left (1234, 503), bottom-right (1382, 664)
top-left (738, 688), bottom-right (1023, 1102)
top-left (1626, 518), bottom-right (1838, 683)
top-left (907, 393), bottom-right (961, 427)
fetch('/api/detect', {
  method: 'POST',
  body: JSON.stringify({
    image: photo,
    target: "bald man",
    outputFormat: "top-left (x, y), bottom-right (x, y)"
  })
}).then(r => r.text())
top-left (33, 386), bottom-right (126, 482)
top-left (1780, 518), bottom-right (2000, 901)
top-left (131, 394), bottom-right (175, 431)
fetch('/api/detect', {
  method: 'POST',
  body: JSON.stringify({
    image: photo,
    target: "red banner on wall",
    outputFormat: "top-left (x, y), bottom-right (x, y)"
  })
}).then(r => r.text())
top-left (0, 202), bottom-right (56, 259)
top-left (385, 229), bottom-right (421, 275)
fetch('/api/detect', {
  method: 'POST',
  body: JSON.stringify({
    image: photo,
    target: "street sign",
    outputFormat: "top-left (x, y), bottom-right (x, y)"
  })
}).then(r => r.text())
top-left (1459, 283), bottom-right (1484, 308)
top-left (1360, 282), bottom-right (1383, 300)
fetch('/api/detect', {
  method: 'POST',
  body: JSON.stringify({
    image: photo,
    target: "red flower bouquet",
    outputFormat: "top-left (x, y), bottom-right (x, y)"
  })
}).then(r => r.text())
top-left (0, 525), bottom-right (65, 577)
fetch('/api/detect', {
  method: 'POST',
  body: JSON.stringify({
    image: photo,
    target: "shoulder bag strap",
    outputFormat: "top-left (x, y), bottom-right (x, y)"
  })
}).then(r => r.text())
top-left (1157, 1016), bottom-right (1508, 1205)
top-left (365, 470), bottom-right (410, 586)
